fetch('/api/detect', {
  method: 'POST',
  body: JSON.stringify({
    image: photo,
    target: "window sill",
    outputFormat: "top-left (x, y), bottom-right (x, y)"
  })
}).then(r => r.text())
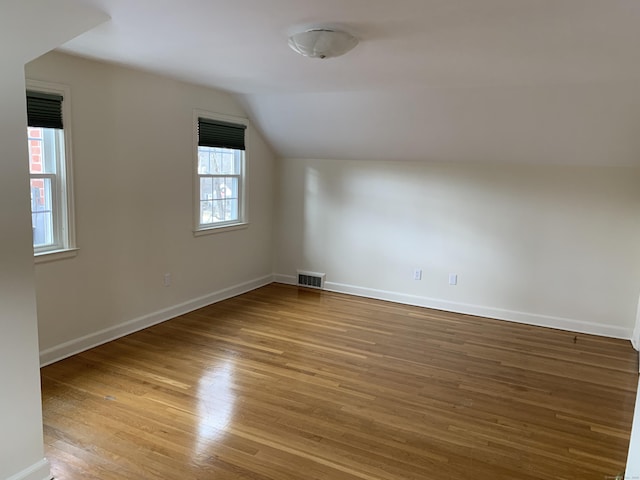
top-left (34, 248), bottom-right (79, 264)
top-left (193, 222), bottom-right (249, 237)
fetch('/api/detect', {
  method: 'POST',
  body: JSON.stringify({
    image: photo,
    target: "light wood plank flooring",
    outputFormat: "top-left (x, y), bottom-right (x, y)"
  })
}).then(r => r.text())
top-left (41, 283), bottom-right (639, 479)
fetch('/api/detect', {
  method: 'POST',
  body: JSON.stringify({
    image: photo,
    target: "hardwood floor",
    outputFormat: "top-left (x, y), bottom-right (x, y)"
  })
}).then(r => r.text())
top-left (41, 283), bottom-right (639, 479)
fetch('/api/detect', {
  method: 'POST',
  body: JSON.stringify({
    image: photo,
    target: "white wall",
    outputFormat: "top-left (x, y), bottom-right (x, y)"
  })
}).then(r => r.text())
top-left (25, 52), bottom-right (275, 363)
top-left (275, 158), bottom-right (640, 338)
top-left (0, 64), bottom-right (52, 480)
top-left (0, 2), bottom-right (107, 479)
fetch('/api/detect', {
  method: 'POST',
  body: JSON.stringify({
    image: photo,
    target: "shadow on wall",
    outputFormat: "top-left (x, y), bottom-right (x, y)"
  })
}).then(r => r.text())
top-left (276, 158), bottom-right (640, 335)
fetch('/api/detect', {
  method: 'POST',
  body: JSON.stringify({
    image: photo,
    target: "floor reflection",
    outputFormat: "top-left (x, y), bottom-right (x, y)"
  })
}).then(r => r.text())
top-left (195, 359), bottom-right (235, 455)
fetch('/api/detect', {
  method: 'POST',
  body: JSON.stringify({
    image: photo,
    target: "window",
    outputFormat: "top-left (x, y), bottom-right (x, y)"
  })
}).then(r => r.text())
top-left (195, 113), bottom-right (247, 233)
top-left (26, 81), bottom-right (76, 259)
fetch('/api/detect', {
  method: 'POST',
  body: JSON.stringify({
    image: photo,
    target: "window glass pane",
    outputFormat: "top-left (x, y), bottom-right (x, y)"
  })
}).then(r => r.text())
top-left (42, 128), bottom-right (59, 174)
top-left (233, 150), bottom-right (242, 174)
top-left (211, 150), bottom-right (221, 173)
top-left (206, 193), bottom-right (237, 223)
top-left (198, 148), bottom-right (212, 174)
top-left (226, 200), bottom-right (238, 221)
top-left (225, 177), bottom-right (239, 199)
top-left (28, 127), bottom-right (60, 175)
top-left (212, 177), bottom-right (230, 200)
top-left (226, 177), bottom-right (239, 221)
top-left (220, 150), bottom-right (240, 174)
top-left (27, 128), bottom-right (44, 174)
top-left (200, 177), bottom-right (213, 201)
top-left (198, 146), bottom-right (241, 175)
top-left (198, 147), bottom-right (217, 174)
top-left (31, 177), bottom-right (54, 247)
top-left (209, 199), bottom-right (221, 222)
top-left (213, 177), bottom-right (238, 222)
top-left (200, 200), bottom-right (213, 225)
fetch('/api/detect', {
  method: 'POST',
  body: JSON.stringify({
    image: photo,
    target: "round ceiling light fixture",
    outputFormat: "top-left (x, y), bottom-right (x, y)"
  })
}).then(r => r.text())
top-left (288, 28), bottom-right (358, 59)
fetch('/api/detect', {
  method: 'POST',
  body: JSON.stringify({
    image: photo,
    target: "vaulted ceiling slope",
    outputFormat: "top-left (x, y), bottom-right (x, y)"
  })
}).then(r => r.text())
top-left (61, 0), bottom-right (640, 166)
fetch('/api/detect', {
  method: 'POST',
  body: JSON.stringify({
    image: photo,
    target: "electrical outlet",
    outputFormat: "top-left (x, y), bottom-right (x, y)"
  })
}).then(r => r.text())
top-left (163, 273), bottom-right (171, 287)
top-left (449, 273), bottom-right (457, 286)
top-left (413, 269), bottom-right (422, 280)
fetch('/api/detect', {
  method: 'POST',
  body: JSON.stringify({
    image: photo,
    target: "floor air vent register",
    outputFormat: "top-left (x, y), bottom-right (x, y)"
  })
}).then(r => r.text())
top-left (297, 270), bottom-right (325, 289)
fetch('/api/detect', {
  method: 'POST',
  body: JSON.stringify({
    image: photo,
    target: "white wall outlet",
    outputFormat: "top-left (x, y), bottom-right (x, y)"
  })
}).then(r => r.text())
top-left (163, 273), bottom-right (171, 287)
top-left (449, 273), bottom-right (458, 285)
top-left (413, 269), bottom-right (422, 280)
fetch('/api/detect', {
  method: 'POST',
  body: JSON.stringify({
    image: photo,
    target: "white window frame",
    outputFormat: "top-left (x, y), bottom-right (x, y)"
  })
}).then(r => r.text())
top-left (27, 79), bottom-right (77, 262)
top-left (193, 110), bottom-right (248, 236)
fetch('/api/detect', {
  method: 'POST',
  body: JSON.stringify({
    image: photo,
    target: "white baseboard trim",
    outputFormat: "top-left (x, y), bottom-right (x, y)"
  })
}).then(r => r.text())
top-left (40, 275), bottom-right (274, 367)
top-left (40, 273), bottom-right (632, 367)
top-left (6, 458), bottom-right (51, 480)
top-left (274, 274), bottom-right (632, 340)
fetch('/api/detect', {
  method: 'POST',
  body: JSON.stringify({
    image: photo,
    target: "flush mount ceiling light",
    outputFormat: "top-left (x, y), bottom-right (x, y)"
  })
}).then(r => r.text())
top-left (288, 28), bottom-right (358, 59)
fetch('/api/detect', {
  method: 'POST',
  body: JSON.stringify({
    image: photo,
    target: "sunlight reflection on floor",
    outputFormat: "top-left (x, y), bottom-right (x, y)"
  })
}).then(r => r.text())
top-left (195, 359), bottom-right (235, 456)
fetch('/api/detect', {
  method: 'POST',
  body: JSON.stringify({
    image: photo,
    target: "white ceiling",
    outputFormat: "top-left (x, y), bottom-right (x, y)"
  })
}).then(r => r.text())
top-left (61, 0), bottom-right (640, 165)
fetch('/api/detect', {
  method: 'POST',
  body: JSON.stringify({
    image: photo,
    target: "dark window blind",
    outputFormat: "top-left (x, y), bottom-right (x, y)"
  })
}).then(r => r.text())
top-left (26, 91), bottom-right (63, 129)
top-left (198, 118), bottom-right (246, 150)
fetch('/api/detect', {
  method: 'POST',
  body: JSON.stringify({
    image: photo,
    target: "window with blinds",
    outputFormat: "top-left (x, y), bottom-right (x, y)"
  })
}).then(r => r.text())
top-left (195, 114), bottom-right (247, 232)
top-left (26, 83), bottom-right (76, 258)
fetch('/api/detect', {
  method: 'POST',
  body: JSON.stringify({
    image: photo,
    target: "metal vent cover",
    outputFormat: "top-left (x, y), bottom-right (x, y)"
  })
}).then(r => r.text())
top-left (297, 270), bottom-right (325, 289)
